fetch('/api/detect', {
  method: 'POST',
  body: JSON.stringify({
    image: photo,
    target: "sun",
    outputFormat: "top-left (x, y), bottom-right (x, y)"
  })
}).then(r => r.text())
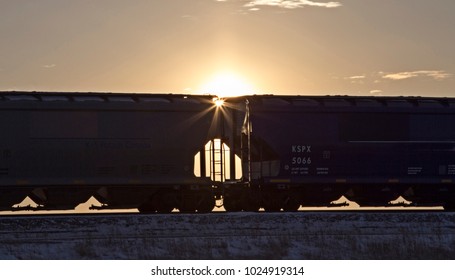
top-left (199, 72), bottom-right (255, 97)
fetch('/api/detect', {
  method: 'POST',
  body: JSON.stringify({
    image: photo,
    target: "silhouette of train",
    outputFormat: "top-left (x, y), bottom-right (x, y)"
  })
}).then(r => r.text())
top-left (1, 92), bottom-right (454, 212)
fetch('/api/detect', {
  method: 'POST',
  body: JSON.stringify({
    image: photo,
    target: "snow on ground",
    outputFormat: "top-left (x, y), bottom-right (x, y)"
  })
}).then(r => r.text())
top-left (0, 212), bottom-right (454, 259)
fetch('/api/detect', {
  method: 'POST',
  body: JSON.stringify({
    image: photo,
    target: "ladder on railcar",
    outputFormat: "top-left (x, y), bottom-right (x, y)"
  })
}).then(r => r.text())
top-left (208, 139), bottom-right (226, 182)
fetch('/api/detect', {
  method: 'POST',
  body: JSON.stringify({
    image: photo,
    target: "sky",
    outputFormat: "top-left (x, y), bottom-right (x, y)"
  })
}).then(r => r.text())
top-left (0, 0), bottom-right (454, 97)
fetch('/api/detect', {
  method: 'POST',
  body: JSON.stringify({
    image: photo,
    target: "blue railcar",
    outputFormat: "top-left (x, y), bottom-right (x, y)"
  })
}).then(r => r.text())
top-left (224, 95), bottom-right (455, 211)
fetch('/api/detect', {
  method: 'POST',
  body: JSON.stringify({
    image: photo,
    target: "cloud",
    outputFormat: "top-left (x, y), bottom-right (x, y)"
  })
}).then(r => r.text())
top-left (181, 15), bottom-right (198, 21)
top-left (42, 64), bottom-right (57, 69)
top-left (370, 90), bottom-right (383, 95)
top-left (343, 75), bottom-right (365, 84)
top-left (347, 75), bottom-right (365, 80)
top-left (243, 0), bottom-right (342, 9)
top-left (382, 70), bottom-right (451, 81)
top-left (215, 0), bottom-right (342, 12)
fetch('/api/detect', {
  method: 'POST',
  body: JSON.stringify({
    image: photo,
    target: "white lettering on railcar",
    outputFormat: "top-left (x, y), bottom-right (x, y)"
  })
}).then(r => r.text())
top-left (290, 144), bottom-right (313, 174)
top-left (291, 145), bottom-right (311, 153)
top-left (322, 150), bottom-right (331, 160)
top-left (448, 165), bottom-right (455, 175)
top-left (290, 144), bottom-right (313, 173)
top-left (407, 167), bottom-right (422, 175)
top-left (316, 167), bottom-right (329, 175)
top-left (291, 167), bottom-right (309, 175)
top-left (292, 157), bottom-right (312, 165)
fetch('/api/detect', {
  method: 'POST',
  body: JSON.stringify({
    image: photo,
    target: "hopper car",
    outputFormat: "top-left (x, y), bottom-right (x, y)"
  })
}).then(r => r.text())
top-left (1, 92), bottom-right (455, 212)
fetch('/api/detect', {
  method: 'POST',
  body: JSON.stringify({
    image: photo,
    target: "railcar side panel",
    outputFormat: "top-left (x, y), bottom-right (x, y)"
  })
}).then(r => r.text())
top-left (247, 100), bottom-right (455, 184)
top-left (0, 93), bottom-right (217, 210)
top-left (235, 97), bottom-right (455, 209)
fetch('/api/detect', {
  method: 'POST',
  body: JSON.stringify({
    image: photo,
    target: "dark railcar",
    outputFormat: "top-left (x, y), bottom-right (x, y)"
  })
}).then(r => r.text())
top-left (2, 92), bottom-right (455, 213)
top-left (225, 95), bottom-right (455, 211)
top-left (0, 92), bottom-right (220, 212)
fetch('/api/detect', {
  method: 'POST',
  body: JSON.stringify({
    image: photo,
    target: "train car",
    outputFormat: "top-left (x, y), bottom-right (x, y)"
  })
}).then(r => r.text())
top-left (2, 92), bottom-right (455, 213)
top-left (0, 92), bottom-right (224, 212)
top-left (221, 95), bottom-right (455, 211)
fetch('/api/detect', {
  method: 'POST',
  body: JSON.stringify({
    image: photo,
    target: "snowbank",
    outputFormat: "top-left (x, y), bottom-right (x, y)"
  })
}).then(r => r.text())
top-left (0, 212), bottom-right (454, 259)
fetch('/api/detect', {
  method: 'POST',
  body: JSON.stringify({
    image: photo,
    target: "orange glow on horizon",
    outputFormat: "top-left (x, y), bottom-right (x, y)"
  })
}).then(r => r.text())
top-left (199, 72), bottom-right (255, 97)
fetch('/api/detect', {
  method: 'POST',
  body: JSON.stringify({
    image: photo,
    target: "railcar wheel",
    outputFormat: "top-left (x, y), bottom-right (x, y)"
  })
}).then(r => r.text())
top-left (261, 191), bottom-right (282, 212)
top-left (263, 204), bottom-right (281, 212)
top-left (197, 193), bottom-right (215, 213)
top-left (137, 202), bottom-right (157, 213)
top-left (178, 203), bottom-right (196, 213)
top-left (138, 191), bottom-right (176, 213)
top-left (444, 200), bottom-right (455, 211)
top-left (345, 186), bottom-right (401, 207)
top-left (155, 191), bottom-right (177, 213)
top-left (178, 193), bottom-right (198, 213)
top-left (155, 202), bottom-right (174, 213)
top-left (262, 194), bottom-right (281, 212)
top-left (282, 195), bottom-right (300, 212)
top-left (223, 196), bottom-right (242, 212)
top-left (241, 192), bottom-right (260, 212)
